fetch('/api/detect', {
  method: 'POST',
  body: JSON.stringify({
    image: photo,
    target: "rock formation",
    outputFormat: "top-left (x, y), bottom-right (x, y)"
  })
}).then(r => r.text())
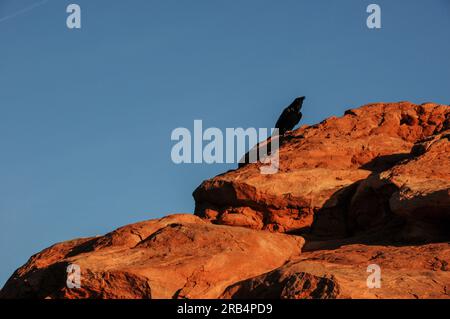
top-left (194, 102), bottom-right (449, 239)
top-left (1, 102), bottom-right (449, 299)
top-left (0, 214), bottom-right (303, 299)
top-left (221, 243), bottom-right (450, 299)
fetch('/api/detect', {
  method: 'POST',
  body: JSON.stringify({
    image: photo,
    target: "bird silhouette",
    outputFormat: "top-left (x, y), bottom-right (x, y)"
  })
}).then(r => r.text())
top-left (275, 96), bottom-right (305, 135)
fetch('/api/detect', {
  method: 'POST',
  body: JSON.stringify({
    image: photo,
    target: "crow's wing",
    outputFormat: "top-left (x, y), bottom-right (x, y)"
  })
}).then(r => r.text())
top-left (275, 108), bottom-right (291, 129)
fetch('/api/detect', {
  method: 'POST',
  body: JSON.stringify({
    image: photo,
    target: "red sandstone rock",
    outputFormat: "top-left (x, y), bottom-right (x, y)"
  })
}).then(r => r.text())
top-left (349, 130), bottom-right (450, 240)
top-left (1, 102), bottom-right (449, 300)
top-left (222, 243), bottom-right (450, 299)
top-left (193, 102), bottom-right (450, 236)
top-left (0, 214), bottom-right (304, 299)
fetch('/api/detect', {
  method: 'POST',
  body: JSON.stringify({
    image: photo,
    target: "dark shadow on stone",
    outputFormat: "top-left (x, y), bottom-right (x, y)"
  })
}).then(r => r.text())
top-left (298, 173), bottom-right (450, 252)
top-left (238, 135), bottom-right (281, 168)
top-left (359, 153), bottom-right (412, 172)
top-left (0, 262), bottom-right (69, 299)
top-left (224, 270), bottom-right (340, 299)
top-left (64, 237), bottom-right (100, 258)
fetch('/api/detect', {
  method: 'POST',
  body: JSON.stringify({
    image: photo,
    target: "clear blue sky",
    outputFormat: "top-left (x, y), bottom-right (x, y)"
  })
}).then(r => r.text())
top-left (1, 0), bottom-right (449, 286)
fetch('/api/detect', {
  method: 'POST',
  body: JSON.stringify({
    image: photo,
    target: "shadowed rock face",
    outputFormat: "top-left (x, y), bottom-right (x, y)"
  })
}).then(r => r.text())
top-left (221, 270), bottom-right (340, 299)
top-left (348, 130), bottom-right (450, 239)
top-left (222, 243), bottom-right (450, 299)
top-left (1, 102), bottom-right (449, 299)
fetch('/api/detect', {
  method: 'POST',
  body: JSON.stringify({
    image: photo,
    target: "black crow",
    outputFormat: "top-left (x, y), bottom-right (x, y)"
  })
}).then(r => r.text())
top-left (275, 96), bottom-right (305, 135)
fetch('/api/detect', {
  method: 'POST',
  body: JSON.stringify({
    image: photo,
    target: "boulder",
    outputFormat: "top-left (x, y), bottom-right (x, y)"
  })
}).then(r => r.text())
top-left (0, 214), bottom-right (304, 299)
top-left (349, 130), bottom-right (450, 239)
top-left (221, 243), bottom-right (450, 299)
top-left (194, 102), bottom-right (450, 237)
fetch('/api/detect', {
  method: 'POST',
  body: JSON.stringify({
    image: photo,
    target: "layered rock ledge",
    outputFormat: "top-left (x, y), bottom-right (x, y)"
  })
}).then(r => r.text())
top-left (194, 102), bottom-right (449, 240)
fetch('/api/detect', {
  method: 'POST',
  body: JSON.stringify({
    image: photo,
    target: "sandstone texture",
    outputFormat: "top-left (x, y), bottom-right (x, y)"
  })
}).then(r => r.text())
top-left (0, 214), bottom-right (303, 299)
top-left (221, 243), bottom-right (450, 299)
top-left (194, 102), bottom-right (449, 238)
top-left (2, 102), bottom-right (449, 299)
